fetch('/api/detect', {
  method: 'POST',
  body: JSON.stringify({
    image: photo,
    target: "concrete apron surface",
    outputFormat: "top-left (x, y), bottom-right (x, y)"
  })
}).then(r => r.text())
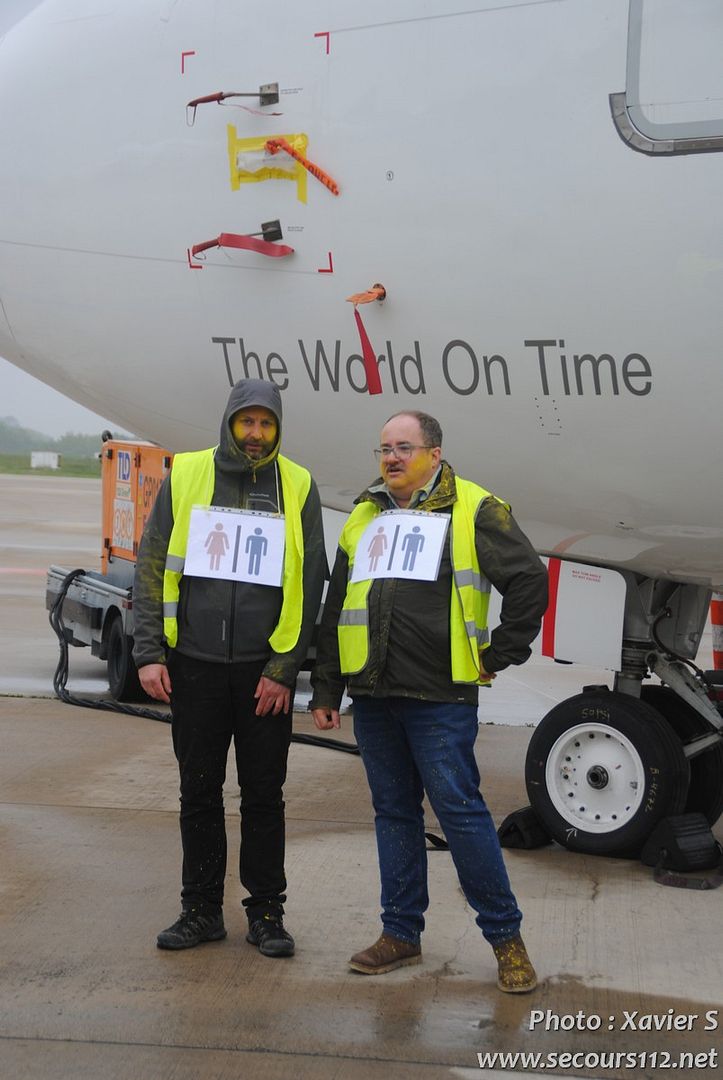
top-left (1, 698), bottom-right (721, 1080)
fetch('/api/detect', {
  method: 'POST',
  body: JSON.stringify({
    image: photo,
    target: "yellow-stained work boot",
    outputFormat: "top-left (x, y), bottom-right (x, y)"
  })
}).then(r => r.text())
top-left (349, 933), bottom-right (422, 974)
top-left (493, 934), bottom-right (537, 993)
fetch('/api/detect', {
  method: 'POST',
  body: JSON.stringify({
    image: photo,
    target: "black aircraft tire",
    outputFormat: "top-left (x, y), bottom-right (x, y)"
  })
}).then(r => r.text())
top-left (640, 685), bottom-right (723, 826)
top-left (107, 615), bottom-right (146, 703)
top-left (525, 690), bottom-right (690, 857)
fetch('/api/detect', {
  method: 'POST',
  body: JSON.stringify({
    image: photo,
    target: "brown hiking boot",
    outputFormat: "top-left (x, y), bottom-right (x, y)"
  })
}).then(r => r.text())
top-left (493, 934), bottom-right (537, 993)
top-left (349, 933), bottom-right (422, 974)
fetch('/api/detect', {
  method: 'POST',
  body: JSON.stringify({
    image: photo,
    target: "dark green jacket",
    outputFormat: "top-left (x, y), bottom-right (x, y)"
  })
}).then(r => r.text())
top-left (310, 463), bottom-right (548, 707)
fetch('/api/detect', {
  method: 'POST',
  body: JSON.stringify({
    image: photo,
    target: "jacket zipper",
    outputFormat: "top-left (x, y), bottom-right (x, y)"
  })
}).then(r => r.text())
top-left (227, 468), bottom-right (251, 662)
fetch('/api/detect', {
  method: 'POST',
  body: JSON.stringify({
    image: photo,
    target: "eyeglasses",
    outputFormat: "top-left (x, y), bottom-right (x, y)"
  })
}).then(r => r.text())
top-left (373, 443), bottom-right (434, 461)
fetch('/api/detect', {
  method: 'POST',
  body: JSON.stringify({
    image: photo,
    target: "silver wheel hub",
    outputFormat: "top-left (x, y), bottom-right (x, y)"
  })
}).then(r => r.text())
top-left (545, 723), bottom-right (646, 834)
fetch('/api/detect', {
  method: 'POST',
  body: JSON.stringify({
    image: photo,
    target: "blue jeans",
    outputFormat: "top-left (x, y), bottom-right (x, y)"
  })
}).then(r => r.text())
top-left (353, 696), bottom-right (522, 946)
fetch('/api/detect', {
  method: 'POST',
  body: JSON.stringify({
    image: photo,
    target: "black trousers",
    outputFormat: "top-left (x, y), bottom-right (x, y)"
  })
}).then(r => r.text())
top-left (167, 653), bottom-right (292, 919)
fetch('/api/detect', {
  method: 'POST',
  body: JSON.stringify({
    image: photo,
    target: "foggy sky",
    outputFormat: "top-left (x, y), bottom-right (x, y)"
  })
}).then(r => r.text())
top-left (0, 357), bottom-right (120, 437)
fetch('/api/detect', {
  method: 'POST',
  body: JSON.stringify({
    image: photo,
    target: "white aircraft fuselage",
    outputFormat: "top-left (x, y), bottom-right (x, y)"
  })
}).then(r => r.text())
top-left (1, 0), bottom-right (722, 590)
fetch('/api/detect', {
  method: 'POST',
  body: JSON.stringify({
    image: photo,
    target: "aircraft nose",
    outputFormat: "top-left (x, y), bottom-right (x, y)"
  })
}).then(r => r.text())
top-left (0, 300), bottom-right (13, 357)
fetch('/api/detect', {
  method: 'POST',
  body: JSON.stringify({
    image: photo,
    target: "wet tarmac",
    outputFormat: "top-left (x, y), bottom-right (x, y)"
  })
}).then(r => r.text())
top-left (1, 474), bottom-right (721, 1079)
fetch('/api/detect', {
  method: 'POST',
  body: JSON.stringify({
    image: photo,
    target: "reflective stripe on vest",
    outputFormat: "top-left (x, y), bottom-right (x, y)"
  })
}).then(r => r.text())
top-left (337, 477), bottom-right (505, 683)
top-left (162, 448), bottom-right (311, 653)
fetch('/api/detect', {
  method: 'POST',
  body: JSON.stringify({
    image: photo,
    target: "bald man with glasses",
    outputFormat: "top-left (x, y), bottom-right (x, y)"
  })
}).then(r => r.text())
top-left (311, 410), bottom-right (547, 993)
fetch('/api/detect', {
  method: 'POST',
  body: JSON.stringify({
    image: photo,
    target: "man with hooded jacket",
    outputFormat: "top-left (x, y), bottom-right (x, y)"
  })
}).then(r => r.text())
top-left (133, 378), bottom-right (325, 956)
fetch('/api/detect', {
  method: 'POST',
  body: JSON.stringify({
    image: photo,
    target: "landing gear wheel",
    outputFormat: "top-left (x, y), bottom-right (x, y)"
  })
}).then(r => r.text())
top-left (525, 690), bottom-right (690, 857)
top-left (640, 685), bottom-right (723, 826)
top-left (107, 615), bottom-right (145, 702)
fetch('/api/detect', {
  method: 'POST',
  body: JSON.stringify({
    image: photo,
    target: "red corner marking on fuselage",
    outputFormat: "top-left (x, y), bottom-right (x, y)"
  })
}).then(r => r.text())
top-left (317, 251), bottom-right (334, 274)
top-left (181, 50), bottom-right (196, 74)
top-left (314, 31), bottom-right (330, 55)
top-left (541, 557), bottom-right (561, 658)
top-left (540, 533), bottom-right (591, 658)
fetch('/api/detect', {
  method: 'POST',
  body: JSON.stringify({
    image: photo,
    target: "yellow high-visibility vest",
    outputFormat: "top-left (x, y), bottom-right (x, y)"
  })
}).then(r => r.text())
top-left (337, 477), bottom-right (505, 683)
top-left (162, 448), bottom-right (311, 653)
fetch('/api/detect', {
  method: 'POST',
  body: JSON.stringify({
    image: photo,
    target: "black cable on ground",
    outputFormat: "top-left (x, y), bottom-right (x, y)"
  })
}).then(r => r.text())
top-left (291, 731), bottom-right (359, 755)
top-left (49, 567), bottom-right (361, 754)
top-left (49, 568), bottom-right (171, 723)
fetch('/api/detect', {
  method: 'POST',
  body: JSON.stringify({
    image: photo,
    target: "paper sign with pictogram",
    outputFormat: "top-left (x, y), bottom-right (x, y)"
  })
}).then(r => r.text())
top-left (350, 510), bottom-right (449, 583)
top-left (184, 506), bottom-right (285, 587)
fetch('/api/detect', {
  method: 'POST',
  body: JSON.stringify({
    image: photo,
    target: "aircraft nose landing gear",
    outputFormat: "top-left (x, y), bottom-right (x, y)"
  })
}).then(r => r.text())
top-left (525, 689), bottom-right (691, 857)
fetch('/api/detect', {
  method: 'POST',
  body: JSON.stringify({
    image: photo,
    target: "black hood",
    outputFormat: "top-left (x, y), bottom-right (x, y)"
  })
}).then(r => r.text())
top-left (216, 378), bottom-right (282, 473)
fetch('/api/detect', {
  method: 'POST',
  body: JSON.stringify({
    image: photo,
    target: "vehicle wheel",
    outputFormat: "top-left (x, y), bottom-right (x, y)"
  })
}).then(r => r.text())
top-left (640, 684), bottom-right (723, 826)
top-left (525, 690), bottom-right (690, 857)
top-left (107, 615), bottom-right (145, 702)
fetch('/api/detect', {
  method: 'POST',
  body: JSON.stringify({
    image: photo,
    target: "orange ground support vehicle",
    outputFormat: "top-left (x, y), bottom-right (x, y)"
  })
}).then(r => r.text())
top-left (46, 438), bottom-right (172, 700)
top-left (99, 439), bottom-right (172, 573)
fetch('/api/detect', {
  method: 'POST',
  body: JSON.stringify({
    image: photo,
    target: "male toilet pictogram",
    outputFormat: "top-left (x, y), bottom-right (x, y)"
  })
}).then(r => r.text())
top-left (245, 526), bottom-right (268, 576)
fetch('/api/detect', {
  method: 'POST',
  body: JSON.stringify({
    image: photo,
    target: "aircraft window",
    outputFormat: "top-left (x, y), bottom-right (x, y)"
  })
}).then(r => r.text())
top-left (610, 0), bottom-right (723, 155)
